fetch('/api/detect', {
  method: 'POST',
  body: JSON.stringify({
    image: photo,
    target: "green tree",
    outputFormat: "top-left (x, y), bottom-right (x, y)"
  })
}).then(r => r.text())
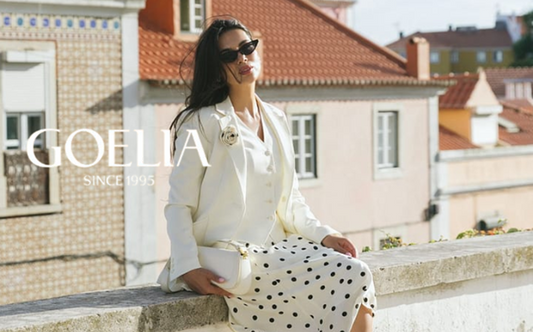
top-left (511, 10), bottom-right (533, 67)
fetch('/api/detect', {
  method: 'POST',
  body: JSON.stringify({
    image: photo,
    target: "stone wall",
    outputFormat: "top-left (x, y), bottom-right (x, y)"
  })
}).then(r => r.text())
top-left (0, 232), bottom-right (531, 332)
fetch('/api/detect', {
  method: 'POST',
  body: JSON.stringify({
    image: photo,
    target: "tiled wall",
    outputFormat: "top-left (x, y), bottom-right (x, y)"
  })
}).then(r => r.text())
top-left (0, 12), bottom-right (125, 305)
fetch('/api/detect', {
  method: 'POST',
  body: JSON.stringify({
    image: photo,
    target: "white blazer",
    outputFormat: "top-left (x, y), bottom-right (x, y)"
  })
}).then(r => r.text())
top-left (158, 95), bottom-right (339, 290)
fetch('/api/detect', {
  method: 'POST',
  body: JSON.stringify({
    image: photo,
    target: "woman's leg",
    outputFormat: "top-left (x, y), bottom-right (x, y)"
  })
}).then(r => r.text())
top-left (350, 305), bottom-right (373, 332)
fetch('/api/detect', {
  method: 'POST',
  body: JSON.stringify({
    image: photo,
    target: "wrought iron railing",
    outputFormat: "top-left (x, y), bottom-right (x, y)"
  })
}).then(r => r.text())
top-left (4, 150), bottom-right (49, 207)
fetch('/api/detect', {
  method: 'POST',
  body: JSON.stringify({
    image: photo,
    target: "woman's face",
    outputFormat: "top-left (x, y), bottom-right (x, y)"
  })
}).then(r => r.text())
top-left (218, 28), bottom-right (261, 88)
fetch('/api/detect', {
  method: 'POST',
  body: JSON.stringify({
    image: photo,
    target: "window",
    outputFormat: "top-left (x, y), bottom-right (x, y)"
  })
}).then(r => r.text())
top-left (180, 0), bottom-right (205, 33)
top-left (430, 51), bottom-right (440, 64)
top-left (0, 41), bottom-right (60, 217)
top-left (377, 111), bottom-right (398, 168)
top-left (493, 50), bottom-right (503, 63)
top-left (476, 51), bottom-right (487, 63)
top-left (373, 103), bottom-right (403, 180)
top-left (451, 51), bottom-right (459, 63)
top-left (291, 114), bottom-right (316, 179)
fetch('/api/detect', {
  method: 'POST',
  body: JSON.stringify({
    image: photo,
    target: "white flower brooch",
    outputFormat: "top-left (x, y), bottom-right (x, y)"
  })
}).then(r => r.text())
top-left (220, 125), bottom-right (239, 146)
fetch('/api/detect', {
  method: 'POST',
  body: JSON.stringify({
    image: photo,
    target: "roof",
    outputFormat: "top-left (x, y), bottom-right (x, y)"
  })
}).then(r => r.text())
top-left (439, 125), bottom-right (479, 150)
top-left (498, 107), bottom-right (533, 146)
top-left (434, 73), bottom-right (479, 109)
top-left (139, 0), bottom-right (452, 87)
top-left (500, 99), bottom-right (533, 115)
top-left (485, 67), bottom-right (533, 97)
top-left (387, 28), bottom-right (513, 50)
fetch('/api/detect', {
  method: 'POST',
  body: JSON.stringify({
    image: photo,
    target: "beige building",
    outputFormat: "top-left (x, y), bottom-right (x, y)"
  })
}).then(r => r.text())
top-left (435, 69), bottom-right (533, 238)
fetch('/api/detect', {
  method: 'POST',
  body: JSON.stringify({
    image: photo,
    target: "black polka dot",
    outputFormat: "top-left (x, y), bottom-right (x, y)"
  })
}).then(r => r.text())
top-left (298, 237), bottom-right (303, 240)
top-left (292, 245), bottom-right (298, 248)
top-left (258, 305), bottom-right (264, 309)
top-left (293, 312), bottom-right (298, 317)
top-left (269, 318), bottom-right (275, 323)
top-left (331, 306), bottom-right (336, 311)
top-left (345, 294), bottom-right (351, 299)
top-left (324, 262), bottom-right (329, 266)
top-left (339, 278), bottom-right (345, 284)
top-left (363, 286), bottom-right (368, 291)
top-left (307, 267), bottom-right (313, 272)
top-left (308, 295), bottom-right (313, 300)
top-left (278, 292), bottom-right (284, 296)
top-left (371, 304), bottom-right (375, 308)
top-left (347, 265), bottom-right (352, 270)
top-left (331, 290), bottom-right (335, 295)
top-left (355, 304), bottom-right (359, 309)
top-left (364, 297), bottom-right (368, 302)
top-left (272, 304), bottom-right (277, 309)
top-left (254, 288), bottom-right (260, 293)
top-left (320, 285), bottom-right (326, 290)
top-left (315, 275), bottom-right (321, 280)
top-left (313, 246), bottom-right (319, 250)
top-left (305, 323), bottom-right (311, 328)
top-left (337, 262), bottom-right (342, 267)
top-left (360, 271), bottom-right (366, 277)
top-left (304, 280), bottom-right (310, 285)
top-left (291, 277), bottom-right (297, 282)
top-left (272, 281), bottom-right (278, 286)
top-left (320, 319), bottom-right (323, 324)
top-left (287, 324), bottom-right (292, 329)
top-left (303, 260), bottom-right (309, 263)
top-left (330, 324), bottom-right (334, 329)
top-left (252, 315), bottom-right (258, 321)
top-left (283, 300), bottom-right (289, 303)
top-left (264, 263), bottom-right (269, 268)
top-left (342, 311), bottom-right (348, 317)
top-left (263, 250), bottom-right (268, 254)
top-left (233, 308), bottom-right (238, 313)
top-left (280, 258), bottom-right (285, 262)
top-left (291, 251), bottom-right (296, 254)
top-left (255, 276), bottom-right (261, 281)
top-left (322, 304), bottom-right (327, 309)
top-left (330, 272), bottom-right (336, 277)
top-left (267, 295), bottom-right (272, 300)
top-left (322, 253), bottom-right (328, 257)
top-left (287, 270), bottom-right (292, 274)
top-left (347, 279), bottom-right (353, 284)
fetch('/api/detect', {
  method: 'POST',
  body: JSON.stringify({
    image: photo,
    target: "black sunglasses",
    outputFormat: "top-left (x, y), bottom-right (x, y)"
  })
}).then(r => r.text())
top-left (219, 39), bottom-right (259, 63)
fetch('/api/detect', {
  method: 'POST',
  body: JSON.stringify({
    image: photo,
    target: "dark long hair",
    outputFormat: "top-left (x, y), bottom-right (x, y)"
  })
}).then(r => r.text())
top-left (169, 18), bottom-right (253, 158)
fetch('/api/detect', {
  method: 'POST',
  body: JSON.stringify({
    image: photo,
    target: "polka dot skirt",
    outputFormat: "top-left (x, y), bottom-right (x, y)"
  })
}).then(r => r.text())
top-left (225, 234), bottom-right (377, 332)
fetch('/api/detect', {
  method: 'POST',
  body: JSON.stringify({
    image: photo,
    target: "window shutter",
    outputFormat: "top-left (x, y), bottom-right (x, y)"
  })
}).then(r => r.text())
top-left (1, 62), bottom-right (46, 112)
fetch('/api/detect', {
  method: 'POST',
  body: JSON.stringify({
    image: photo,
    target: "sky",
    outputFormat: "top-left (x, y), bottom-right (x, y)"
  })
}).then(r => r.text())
top-left (351, 0), bottom-right (533, 46)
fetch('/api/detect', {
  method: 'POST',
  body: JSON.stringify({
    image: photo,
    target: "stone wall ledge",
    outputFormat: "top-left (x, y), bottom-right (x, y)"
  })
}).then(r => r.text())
top-left (0, 232), bottom-right (532, 332)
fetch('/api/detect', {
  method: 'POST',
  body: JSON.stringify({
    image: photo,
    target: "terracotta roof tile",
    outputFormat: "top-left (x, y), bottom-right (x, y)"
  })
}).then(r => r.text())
top-left (439, 125), bottom-right (479, 151)
top-left (485, 67), bottom-right (533, 97)
top-left (498, 106), bottom-right (533, 146)
top-left (387, 28), bottom-right (513, 49)
top-left (500, 99), bottom-right (533, 116)
top-left (139, 0), bottom-right (451, 86)
top-left (434, 73), bottom-right (478, 109)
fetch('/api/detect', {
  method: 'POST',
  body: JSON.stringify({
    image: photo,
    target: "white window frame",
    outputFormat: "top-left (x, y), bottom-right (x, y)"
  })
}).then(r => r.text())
top-left (430, 51), bottom-right (440, 64)
top-left (476, 51), bottom-right (487, 63)
top-left (373, 103), bottom-right (404, 180)
top-left (180, 0), bottom-right (205, 34)
top-left (451, 51), bottom-right (459, 64)
top-left (291, 114), bottom-right (317, 180)
top-left (4, 112), bottom-right (45, 150)
top-left (493, 50), bottom-right (503, 63)
top-left (0, 40), bottom-right (61, 218)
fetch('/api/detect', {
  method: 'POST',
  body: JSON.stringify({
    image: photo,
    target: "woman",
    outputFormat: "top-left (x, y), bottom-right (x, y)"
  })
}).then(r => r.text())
top-left (158, 18), bottom-right (376, 332)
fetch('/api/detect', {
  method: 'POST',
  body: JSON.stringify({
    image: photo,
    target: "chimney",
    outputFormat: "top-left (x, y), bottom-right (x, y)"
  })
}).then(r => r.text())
top-left (406, 37), bottom-right (430, 80)
top-left (139, 0), bottom-right (213, 39)
top-left (448, 25), bottom-right (453, 31)
top-left (399, 31), bottom-right (404, 39)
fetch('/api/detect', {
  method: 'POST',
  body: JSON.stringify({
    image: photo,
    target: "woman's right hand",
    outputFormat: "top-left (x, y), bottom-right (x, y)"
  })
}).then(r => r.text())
top-left (181, 268), bottom-right (234, 298)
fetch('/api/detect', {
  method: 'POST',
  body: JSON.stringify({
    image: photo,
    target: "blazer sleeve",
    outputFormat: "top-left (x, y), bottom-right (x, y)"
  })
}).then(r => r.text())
top-left (164, 112), bottom-right (212, 282)
top-left (276, 109), bottom-right (341, 244)
top-left (289, 169), bottom-right (341, 244)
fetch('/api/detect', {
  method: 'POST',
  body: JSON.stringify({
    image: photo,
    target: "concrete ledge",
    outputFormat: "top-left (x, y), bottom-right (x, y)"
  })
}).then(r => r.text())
top-left (1, 232), bottom-right (532, 332)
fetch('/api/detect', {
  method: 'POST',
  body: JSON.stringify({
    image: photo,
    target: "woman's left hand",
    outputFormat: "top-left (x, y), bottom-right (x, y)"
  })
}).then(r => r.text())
top-left (321, 234), bottom-right (358, 258)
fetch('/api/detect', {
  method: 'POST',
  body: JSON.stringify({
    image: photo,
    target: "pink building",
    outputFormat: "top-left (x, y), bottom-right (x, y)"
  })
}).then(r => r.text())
top-left (137, 0), bottom-right (452, 276)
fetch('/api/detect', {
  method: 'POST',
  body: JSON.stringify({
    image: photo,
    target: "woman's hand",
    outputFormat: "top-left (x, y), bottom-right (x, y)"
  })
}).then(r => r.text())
top-left (181, 268), bottom-right (234, 298)
top-left (321, 234), bottom-right (358, 258)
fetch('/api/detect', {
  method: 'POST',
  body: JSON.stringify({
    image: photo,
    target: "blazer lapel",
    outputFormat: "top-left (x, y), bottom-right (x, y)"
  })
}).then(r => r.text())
top-left (215, 97), bottom-right (247, 203)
